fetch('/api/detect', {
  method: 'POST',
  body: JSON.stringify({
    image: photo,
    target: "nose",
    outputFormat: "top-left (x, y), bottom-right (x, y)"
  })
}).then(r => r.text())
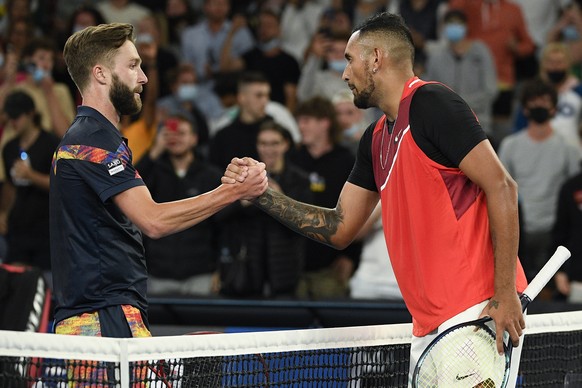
top-left (342, 66), bottom-right (349, 82)
top-left (138, 66), bottom-right (148, 84)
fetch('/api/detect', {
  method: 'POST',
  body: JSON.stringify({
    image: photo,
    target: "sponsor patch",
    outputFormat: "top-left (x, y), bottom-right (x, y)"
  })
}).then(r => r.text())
top-left (107, 158), bottom-right (125, 175)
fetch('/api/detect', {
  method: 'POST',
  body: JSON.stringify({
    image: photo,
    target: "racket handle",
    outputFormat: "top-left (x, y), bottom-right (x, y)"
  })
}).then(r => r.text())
top-left (522, 245), bottom-right (570, 302)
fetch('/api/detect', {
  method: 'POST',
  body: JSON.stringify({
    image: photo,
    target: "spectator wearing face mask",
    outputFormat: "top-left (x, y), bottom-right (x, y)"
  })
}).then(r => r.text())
top-left (297, 30), bottom-right (352, 103)
top-left (424, 8), bottom-right (498, 141)
top-left (0, 37), bottom-right (75, 139)
top-left (547, 0), bottom-right (582, 78)
top-left (157, 63), bottom-right (221, 152)
top-left (219, 9), bottom-right (301, 113)
top-left (513, 42), bottom-right (582, 152)
top-left (498, 78), bottom-right (581, 282)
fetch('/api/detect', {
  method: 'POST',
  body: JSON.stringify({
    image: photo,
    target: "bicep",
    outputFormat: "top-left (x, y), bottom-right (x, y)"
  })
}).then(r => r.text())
top-left (112, 185), bottom-right (157, 231)
top-left (459, 139), bottom-right (515, 194)
top-left (336, 182), bottom-right (380, 244)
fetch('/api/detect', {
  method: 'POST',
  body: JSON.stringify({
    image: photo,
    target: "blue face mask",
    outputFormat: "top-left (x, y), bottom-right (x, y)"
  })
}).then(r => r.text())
top-left (444, 24), bottom-right (467, 43)
top-left (28, 65), bottom-right (46, 83)
top-left (177, 84), bottom-right (198, 101)
top-left (328, 59), bottom-right (347, 74)
top-left (562, 25), bottom-right (580, 41)
top-left (258, 38), bottom-right (280, 52)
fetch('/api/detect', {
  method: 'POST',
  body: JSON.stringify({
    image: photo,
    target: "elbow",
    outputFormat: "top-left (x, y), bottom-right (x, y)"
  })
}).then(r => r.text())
top-left (332, 235), bottom-right (353, 250)
top-left (139, 220), bottom-right (166, 240)
top-left (504, 175), bottom-right (518, 199)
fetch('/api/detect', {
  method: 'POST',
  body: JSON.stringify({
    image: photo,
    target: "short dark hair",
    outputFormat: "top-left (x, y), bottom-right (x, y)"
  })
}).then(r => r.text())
top-left (4, 90), bottom-right (35, 119)
top-left (3, 90), bottom-right (42, 126)
top-left (519, 77), bottom-right (558, 108)
top-left (295, 96), bottom-right (342, 144)
top-left (238, 71), bottom-right (270, 91)
top-left (352, 12), bottom-right (415, 64)
top-left (443, 9), bottom-right (467, 24)
top-left (21, 37), bottom-right (56, 59)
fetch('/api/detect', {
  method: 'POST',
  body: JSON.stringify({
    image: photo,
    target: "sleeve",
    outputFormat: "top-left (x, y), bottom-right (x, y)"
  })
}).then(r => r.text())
top-left (68, 140), bottom-right (145, 203)
top-left (347, 122), bottom-right (377, 192)
top-left (296, 55), bottom-right (322, 102)
top-left (233, 28), bottom-right (255, 57)
top-left (511, 4), bottom-right (535, 57)
top-left (410, 84), bottom-right (487, 167)
top-left (460, 42), bottom-right (498, 111)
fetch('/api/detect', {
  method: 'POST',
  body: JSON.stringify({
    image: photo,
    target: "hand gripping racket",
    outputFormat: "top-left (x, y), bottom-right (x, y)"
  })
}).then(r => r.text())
top-left (412, 245), bottom-right (571, 388)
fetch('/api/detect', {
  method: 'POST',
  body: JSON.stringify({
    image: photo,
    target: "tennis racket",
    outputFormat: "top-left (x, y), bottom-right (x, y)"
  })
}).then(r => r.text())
top-left (412, 245), bottom-right (571, 388)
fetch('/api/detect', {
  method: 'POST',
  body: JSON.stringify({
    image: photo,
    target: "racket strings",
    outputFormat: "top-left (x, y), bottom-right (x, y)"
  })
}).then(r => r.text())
top-left (415, 325), bottom-right (507, 387)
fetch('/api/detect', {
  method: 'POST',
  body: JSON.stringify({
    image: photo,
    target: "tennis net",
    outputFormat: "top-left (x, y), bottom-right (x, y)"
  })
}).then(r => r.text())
top-left (0, 310), bottom-right (581, 387)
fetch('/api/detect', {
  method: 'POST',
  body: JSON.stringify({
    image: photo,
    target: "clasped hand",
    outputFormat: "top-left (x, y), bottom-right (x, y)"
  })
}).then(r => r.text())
top-left (222, 157), bottom-right (268, 200)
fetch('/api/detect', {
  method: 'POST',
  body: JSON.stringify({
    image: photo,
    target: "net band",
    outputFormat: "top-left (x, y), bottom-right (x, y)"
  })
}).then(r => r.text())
top-left (1, 310), bottom-right (581, 387)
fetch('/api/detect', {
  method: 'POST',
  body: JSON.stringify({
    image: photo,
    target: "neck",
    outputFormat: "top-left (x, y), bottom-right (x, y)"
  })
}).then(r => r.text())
top-left (19, 125), bottom-right (41, 149)
top-left (170, 150), bottom-right (194, 170)
top-left (267, 158), bottom-right (285, 174)
top-left (378, 71), bottom-right (415, 121)
top-left (239, 110), bottom-right (262, 124)
top-left (82, 93), bottom-right (121, 128)
top-left (527, 122), bottom-right (553, 141)
top-left (451, 39), bottom-right (470, 54)
top-left (305, 139), bottom-right (333, 159)
top-left (207, 19), bottom-right (225, 33)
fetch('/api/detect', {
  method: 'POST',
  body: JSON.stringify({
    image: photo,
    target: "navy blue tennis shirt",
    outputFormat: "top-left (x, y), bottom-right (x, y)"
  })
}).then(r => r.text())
top-left (50, 106), bottom-right (148, 325)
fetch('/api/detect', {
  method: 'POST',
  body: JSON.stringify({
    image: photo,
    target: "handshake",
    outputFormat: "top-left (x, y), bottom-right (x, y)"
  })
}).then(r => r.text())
top-left (222, 157), bottom-right (269, 201)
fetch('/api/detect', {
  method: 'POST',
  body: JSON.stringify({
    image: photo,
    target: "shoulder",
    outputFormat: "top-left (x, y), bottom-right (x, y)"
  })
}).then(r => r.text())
top-left (412, 83), bottom-right (464, 113)
top-left (40, 129), bottom-right (61, 145)
top-left (182, 22), bottom-right (205, 37)
top-left (65, 117), bottom-right (122, 152)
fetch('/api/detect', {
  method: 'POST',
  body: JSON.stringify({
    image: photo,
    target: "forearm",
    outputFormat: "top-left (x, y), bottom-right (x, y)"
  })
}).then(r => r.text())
top-left (486, 178), bottom-right (520, 294)
top-left (45, 90), bottom-right (71, 137)
top-left (143, 184), bottom-right (243, 239)
top-left (218, 33), bottom-right (244, 72)
top-left (253, 187), bottom-right (345, 248)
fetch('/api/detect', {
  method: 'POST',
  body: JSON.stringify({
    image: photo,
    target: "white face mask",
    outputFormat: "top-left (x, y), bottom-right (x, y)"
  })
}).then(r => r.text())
top-left (177, 84), bottom-right (198, 101)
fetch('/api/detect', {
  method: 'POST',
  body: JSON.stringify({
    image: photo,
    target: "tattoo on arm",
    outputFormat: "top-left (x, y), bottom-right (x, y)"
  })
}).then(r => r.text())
top-left (489, 300), bottom-right (499, 310)
top-left (254, 188), bottom-right (343, 246)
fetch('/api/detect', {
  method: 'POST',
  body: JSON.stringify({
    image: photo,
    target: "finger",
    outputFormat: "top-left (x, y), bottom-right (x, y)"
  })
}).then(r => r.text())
top-left (221, 176), bottom-right (236, 184)
top-left (242, 157), bottom-right (260, 165)
top-left (508, 326), bottom-right (520, 348)
top-left (231, 157), bottom-right (250, 166)
top-left (496, 328), bottom-right (505, 355)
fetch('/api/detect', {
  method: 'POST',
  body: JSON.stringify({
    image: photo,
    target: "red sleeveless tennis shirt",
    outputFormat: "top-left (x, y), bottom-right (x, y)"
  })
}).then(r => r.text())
top-left (372, 77), bottom-right (527, 336)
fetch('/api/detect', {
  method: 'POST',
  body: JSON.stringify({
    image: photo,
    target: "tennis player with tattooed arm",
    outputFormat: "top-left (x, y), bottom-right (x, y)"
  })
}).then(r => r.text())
top-left (224, 12), bottom-right (528, 386)
top-left (51, 23), bottom-right (267, 339)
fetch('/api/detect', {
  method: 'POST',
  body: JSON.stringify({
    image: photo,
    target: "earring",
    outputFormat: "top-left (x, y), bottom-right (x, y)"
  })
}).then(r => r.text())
top-left (373, 68), bottom-right (377, 73)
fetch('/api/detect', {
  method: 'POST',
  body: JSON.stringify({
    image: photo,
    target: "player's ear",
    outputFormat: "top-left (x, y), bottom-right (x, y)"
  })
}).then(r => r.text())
top-left (372, 47), bottom-right (383, 72)
top-left (93, 64), bottom-right (109, 85)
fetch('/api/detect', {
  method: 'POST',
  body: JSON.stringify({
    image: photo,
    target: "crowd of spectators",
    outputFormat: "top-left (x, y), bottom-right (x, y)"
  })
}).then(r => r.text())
top-left (1, 0), bottom-right (582, 303)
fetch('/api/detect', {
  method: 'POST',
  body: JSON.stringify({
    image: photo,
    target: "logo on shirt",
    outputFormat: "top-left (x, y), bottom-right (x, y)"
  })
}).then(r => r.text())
top-left (107, 158), bottom-right (125, 176)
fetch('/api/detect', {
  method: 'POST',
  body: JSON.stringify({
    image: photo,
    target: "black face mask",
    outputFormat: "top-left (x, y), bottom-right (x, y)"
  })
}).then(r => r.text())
top-left (546, 70), bottom-right (567, 84)
top-left (528, 107), bottom-right (551, 124)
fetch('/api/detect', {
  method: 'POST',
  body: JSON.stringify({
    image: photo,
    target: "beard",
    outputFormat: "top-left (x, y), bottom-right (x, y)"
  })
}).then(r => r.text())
top-left (353, 66), bottom-right (376, 109)
top-left (110, 74), bottom-right (142, 116)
